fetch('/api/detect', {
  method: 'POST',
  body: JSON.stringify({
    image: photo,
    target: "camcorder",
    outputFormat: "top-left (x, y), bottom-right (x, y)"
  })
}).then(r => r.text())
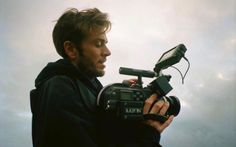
top-left (97, 44), bottom-right (190, 123)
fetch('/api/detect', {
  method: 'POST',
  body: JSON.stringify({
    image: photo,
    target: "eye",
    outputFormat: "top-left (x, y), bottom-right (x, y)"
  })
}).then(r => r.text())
top-left (95, 41), bottom-right (104, 48)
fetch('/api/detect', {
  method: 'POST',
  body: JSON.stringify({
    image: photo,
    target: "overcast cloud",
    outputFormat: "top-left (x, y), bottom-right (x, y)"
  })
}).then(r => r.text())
top-left (0, 0), bottom-right (235, 147)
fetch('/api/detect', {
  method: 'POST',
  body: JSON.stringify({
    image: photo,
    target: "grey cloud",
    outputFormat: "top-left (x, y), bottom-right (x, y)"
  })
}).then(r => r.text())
top-left (0, 0), bottom-right (236, 147)
top-left (0, 108), bottom-right (32, 147)
top-left (162, 69), bottom-right (236, 147)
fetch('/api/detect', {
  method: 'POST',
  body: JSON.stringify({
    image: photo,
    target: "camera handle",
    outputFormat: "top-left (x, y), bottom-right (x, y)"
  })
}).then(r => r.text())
top-left (137, 75), bottom-right (143, 88)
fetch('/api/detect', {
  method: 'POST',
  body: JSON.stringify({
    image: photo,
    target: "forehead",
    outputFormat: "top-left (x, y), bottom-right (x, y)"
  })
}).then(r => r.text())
top-left (85, 28), bottom-right (108, 42)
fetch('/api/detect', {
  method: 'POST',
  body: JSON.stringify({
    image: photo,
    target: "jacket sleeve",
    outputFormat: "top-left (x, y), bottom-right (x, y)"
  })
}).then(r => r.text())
top-left (124, 123), bottom-right (162, 147)
top-left (36, 76), bottom-right (98, 147)
top-left (97, 114), bottom-right (162, 147)
top-left (35, 75), bottom-right (162, 147)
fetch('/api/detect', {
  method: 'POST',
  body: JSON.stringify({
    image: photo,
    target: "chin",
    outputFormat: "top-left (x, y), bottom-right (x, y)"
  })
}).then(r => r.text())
top-left (96, 70), bottom-right (105, 77)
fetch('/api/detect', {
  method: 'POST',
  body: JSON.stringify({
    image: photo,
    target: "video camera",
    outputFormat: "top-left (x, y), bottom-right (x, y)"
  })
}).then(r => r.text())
top-left (97, 44), bottom-right (189, 123)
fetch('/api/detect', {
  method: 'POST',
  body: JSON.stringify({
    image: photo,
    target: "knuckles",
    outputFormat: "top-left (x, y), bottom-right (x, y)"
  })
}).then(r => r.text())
top-left (145, 99), bottom-right (155, 106)
top-left (153, 102), bottom-right (163, 110)
top-left (145, 98), bottom-right (170, 110)
top-left (163, 101), bottom-right (170, 108)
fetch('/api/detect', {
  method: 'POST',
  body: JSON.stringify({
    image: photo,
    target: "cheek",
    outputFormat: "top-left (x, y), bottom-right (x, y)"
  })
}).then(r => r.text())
top-left (82, 46), bottom-right (101, 64)
top-left (83, 53), bottom-right (98, 68)
top-left (86, 50), bottom-right (100, 62)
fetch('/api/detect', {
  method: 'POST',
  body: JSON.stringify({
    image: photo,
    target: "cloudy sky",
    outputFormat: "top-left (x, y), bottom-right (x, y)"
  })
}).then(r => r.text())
top-left (0, 0), bottom-right (235, 146)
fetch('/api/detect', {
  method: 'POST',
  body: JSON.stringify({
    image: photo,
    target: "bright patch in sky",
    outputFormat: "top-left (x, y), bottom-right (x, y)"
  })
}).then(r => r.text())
top-left (181, 100), bottom-right (191, 108)
top-left (217, 73), bottom-right (224, 80)
top-left (1, 0), bottom-right (236, 147)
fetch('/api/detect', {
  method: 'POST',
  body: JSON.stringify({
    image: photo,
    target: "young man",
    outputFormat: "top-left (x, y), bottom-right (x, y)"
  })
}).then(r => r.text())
top-left (30, 8), bottom-right (174, 147)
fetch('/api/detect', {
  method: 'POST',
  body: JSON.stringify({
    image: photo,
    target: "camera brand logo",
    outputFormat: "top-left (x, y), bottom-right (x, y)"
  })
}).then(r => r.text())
top-left (125, 107), bottom-right (142, 114)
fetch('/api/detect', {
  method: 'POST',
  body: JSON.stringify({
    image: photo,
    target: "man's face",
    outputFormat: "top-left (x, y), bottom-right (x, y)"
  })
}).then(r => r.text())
top-left (75, 28), bottom-right (111, 77)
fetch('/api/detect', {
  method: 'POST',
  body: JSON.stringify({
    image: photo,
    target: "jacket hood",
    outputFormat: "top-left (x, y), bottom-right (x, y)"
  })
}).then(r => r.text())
top-left (34, 59), bottom-right (103, 95)
top-left (35, 59), bottom-right (79, 88)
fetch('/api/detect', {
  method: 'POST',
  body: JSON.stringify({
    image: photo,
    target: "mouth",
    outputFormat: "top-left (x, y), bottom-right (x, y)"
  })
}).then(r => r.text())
top-left (98, 59), bottom-right (106, 68)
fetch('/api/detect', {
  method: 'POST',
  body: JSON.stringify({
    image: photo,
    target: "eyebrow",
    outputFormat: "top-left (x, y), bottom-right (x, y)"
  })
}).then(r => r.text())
top-left (95, 38), bottom-right (108, 43)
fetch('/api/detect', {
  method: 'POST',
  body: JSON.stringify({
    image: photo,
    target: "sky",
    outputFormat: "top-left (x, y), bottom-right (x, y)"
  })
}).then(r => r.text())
top-left (0, 0), bottom-right (235, 147)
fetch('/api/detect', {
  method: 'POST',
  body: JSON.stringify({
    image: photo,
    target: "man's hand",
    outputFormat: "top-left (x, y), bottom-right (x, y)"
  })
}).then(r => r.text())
top-left (122, 79), bottom-right (139, 87)
top-left (143, 94), bottom-right (174, 133)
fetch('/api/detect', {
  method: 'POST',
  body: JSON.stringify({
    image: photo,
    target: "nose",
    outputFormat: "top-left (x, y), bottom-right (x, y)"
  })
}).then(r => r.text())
top-left (103, 46), bottom-right (111, 57)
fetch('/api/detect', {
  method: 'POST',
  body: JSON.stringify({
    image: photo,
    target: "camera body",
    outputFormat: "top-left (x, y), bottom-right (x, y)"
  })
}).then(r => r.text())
top-left (97, 44), bottom-right (187, 122)
top-left (97, 76), bottom-right (178, 121)
top-left (97, 83), bottom-right (150, 120)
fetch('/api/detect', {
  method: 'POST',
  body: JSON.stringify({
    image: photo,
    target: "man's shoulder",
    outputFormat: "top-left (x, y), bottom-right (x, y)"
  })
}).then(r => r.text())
top-left (47, 75), bottom-right (74, 82)
top-left (44, 75), bottom-right (79, 90)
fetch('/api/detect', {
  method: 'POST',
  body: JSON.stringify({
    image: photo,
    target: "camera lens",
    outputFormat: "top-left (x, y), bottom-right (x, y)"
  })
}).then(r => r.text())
top-left (165, 96), bottom-right (181, 116)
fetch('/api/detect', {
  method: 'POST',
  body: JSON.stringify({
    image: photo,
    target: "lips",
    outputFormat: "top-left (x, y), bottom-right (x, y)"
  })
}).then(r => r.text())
top-left (98, 59), bottom-right (106, 68)
top-left (99, 58), bottom-right (106, 64)
top-left (100, 58), bottom-right (106, 63)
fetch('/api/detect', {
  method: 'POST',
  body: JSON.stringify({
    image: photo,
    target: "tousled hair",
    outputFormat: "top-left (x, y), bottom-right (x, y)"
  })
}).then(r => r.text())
top-left (52, 8), bottom-right (111, 58)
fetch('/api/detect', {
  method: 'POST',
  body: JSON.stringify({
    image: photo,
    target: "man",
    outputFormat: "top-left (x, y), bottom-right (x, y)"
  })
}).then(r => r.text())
top-left (30, 8), bottom-right (174, 147)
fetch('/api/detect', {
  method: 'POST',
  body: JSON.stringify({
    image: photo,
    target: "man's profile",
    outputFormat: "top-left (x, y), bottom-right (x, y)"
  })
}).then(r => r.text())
top-left (30, 8), bottom-right (174, 147)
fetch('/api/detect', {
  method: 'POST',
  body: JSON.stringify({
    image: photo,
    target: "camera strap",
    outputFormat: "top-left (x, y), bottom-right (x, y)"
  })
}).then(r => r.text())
top-left (143, 114), bottom-right (168, 123)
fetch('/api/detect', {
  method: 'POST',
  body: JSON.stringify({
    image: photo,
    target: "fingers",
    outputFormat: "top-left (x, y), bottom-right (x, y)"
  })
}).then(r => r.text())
top-left (158, 100), bottom-right (170, 116)
top-left (147, 97), bottom-right (169, 115)
top-left (144, 94), bottom-right (170, 115)
top-left (144, 115), bottom-right (174, 133)
top-left (122, 79), bottom-right (138, 86)
top-left (149, 100), bottom-right (164, 114)
top-left (143, 94), bottom-right (157, 114)
top-left (143, 95), bottom-right (174, 133)
top-left (157, 115), bottom-right (174, 133)
top-left (127, 79), bottom-right (137, 85)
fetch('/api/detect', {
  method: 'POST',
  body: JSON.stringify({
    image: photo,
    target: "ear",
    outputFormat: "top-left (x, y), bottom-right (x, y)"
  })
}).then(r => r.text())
top-left (64, 41), bottom-right (78, 60)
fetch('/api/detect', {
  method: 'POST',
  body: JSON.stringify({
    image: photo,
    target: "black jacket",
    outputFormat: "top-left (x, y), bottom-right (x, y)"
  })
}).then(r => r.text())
top-left (30, 59), bottom-right (161, 147)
